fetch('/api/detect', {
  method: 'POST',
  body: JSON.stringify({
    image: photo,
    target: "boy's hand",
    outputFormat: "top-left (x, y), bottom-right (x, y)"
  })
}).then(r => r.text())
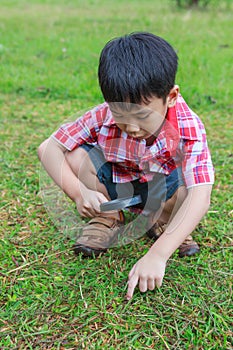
top-left (75, 186), bottom-right (109, 218)
top-left (126, 251), bottom-right (166, 300)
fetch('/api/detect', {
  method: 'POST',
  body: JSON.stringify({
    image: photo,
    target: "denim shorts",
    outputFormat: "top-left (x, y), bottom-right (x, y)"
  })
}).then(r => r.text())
top-left (80, 144), bottom-right (184, 212)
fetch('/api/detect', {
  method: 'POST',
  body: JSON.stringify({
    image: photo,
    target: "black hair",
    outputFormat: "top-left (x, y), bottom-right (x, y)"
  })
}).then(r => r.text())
top-left (98, 32), bottom-right (178, 104)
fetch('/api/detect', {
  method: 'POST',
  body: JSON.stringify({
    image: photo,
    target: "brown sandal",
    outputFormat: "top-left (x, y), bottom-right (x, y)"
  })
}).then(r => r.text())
top-left (146, 221), bottom-right (167, 240)
top-left (73, 211), bottom-right (125, 257)
top-left (146, 217), bottom-right (200, 257)
top-left (178, 235), bottom-right (200, 258)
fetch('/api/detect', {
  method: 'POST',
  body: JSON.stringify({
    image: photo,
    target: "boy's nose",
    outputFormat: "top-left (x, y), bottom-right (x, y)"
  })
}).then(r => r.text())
top-left (125, 123), bottom-right (140, 133)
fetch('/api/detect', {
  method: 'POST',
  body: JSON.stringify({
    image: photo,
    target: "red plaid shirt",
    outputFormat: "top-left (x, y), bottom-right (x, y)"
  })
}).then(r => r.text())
top-left (52, 94), bottom-right (214, 188)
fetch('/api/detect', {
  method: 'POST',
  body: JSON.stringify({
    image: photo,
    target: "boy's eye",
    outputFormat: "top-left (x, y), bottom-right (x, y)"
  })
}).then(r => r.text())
top-left (113, 113), bottom-right (150, 119)
top-left (111, 110), bottom-right (152, 121)
top-left (113, 114), bottom-right (123, 120)
top-left (138, 114), bottom-right (150, 120)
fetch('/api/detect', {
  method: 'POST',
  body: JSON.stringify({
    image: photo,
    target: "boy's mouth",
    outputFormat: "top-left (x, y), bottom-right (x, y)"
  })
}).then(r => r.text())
top-left (128, 133), bottom-right (147, 139)
top-left (127, 129), bottom-right (155, 140)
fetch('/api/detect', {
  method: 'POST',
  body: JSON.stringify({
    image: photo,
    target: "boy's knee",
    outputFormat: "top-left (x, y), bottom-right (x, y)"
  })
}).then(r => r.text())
top-left (65, 147), bottom-right (84, 165)
top-left (65, 147), bottom-right (96, 178)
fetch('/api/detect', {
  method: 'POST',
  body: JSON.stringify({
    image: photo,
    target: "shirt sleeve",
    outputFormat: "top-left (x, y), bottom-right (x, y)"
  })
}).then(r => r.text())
top-left (175, 96), bottom-right (215, 188)
top-left (51, 103), bottom-right (108, 151)
top-left (181, 137), bottom-right (215, 188)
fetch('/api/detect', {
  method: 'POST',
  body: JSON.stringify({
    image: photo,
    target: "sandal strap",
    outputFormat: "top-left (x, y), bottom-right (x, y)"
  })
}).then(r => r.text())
top-left (88, 212), bottom-right (125, 227)
top-left (146, 219), bottom-right (167, 240)
top-left (88, 217), bottom-right (119, 228)
top-left (153, 222), bottom-right (167, 235)
top-left (76, 211), bottom-right (125, 249)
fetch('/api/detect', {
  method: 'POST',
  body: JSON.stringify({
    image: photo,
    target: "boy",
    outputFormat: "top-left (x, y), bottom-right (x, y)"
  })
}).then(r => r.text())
top-left (38, 32), bottom-right (214, 300)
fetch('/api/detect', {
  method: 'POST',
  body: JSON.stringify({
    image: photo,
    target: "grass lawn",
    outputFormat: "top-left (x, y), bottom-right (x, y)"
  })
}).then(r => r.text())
top-left (0, 0), bottom-right (232, 349)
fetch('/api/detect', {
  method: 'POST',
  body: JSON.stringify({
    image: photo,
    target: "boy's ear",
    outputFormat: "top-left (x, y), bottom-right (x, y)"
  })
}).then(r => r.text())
top-left (167, 85), bottom-right (179, 107)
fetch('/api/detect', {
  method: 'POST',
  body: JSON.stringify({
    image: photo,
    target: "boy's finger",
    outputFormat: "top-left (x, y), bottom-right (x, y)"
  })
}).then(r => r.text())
top-left (155, 277), bottom-right (163, 288)
top-left (139, 277), bottom-right (148, 293)
top-left (126, 274), bottom-right (139, 300)
top-left (128, 264), bottom-right (136, 279)
top-left (98, 193), bottom-right (110, 203)
top-left (147, 278), bottom-right (155, 291)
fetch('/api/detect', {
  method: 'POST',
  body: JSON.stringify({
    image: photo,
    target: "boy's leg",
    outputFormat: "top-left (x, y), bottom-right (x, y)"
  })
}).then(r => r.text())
top-left (65, 146), bottom-right (111, 202)
top-left (145, 169), bottom-right (200, 257)
top-left (156, 184), bottom-right (188, 225)
top-left (65, 145), bottom-right (124, 257)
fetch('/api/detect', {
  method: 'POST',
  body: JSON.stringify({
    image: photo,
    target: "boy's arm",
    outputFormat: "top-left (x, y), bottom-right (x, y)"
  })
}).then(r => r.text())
top-left (38, 137), bottom-right (81, 201)
top-left (38, 137), bottom-right (108, 217)
top-left (126, 183), bottom-right (212, 300)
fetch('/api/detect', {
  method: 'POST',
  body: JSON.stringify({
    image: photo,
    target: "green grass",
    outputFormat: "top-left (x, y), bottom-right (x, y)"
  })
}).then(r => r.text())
top-left (0, 0), bottom-right (232, 349)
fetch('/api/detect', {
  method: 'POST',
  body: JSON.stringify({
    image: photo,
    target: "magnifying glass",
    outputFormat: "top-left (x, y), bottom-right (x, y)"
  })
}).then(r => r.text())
top-left (100, 195), bottom-right (142, 212)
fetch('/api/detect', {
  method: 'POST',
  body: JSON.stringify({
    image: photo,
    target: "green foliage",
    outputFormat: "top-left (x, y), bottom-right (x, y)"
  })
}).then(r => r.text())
top-left (174, 0), bottom-right (210, 7)
top-left (172, 0), bottom-right (232, 8)
top-left (0, 0), bottom-right (232, 348)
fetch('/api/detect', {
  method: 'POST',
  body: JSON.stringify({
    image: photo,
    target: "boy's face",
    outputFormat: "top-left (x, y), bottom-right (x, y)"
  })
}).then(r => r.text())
top-left (109, 86), bottom-right (179, 140)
